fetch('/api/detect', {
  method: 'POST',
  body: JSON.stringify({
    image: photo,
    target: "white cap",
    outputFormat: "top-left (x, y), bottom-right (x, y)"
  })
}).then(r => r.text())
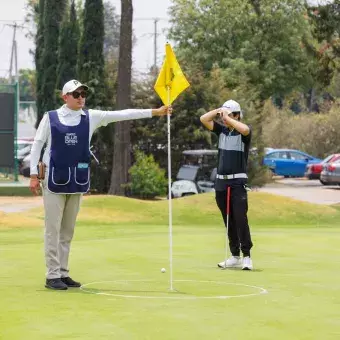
top-left (62, 79), bottom-right (89, 95)
top-left (222, 99), bottom-right (243, 118)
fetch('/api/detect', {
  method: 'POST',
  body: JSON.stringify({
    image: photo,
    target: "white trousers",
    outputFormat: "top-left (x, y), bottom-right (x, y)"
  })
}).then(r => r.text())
top-left (42, 182), bottom-right (82, 279)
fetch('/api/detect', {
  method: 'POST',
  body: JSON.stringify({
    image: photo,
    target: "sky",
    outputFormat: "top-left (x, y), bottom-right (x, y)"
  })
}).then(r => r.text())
top-left (0, 0), bottom-right (333, 79)
top-left (0, 0), bottom-right (172, 79)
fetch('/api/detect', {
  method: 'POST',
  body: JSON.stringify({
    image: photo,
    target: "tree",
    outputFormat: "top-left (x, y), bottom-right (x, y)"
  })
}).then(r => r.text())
top-left (306, 0), bottom-right (340, 88)
top-left (109, 0), bottom-right (133, 195)
top-left (130, 65), bottom-right (230, 177)
top-left (78, 0), bottom-right (106, 108)
top-left (34, 0), bottom-right (45, 128)
top-left (19, 69), bottom-right (36, 102)
top-left (56, 0), bottom-right (80, 90)
top-left (37, 0), bottom-right (67, 127)
top-left (168, 0), bottom-right (314, 162)
top-left (168, 0), bottom-right (312, 99)
top-left (127, 151), bottom-right (167, 199)
top-left (103, 1), bottom-right (120, 61)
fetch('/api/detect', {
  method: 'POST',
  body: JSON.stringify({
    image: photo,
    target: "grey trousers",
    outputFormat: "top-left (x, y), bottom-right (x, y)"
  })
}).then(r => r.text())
top-left (42, 182), bottom-right (82, 279)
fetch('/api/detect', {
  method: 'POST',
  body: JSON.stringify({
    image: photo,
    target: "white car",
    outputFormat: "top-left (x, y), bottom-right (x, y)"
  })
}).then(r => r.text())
top-left (171, 165), bottom-right (216, 198)
top-left (17, 139), bottom-right (34, 161)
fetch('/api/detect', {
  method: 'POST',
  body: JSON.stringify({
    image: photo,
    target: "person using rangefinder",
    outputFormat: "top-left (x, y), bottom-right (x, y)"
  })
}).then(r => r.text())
top-left (200, 99), bottom-right (253, 270)
top-left (29, 79), bottom-right (172, 290)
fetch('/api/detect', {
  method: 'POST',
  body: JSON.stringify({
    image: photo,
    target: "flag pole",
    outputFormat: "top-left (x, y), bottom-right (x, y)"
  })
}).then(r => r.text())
top-left (167, 85), bottom-right (174, 291)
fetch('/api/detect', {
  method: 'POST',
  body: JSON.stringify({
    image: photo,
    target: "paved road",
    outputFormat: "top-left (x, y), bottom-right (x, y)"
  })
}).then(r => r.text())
top-left (258, 178), bottom-right (340, 205)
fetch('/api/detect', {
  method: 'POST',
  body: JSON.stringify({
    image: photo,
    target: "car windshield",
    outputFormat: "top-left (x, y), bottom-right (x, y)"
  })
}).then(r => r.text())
top-left (176, 165), bottom-right (199, 181)
top-left (322, 154), bottom-right (334, 163)
top-left (17, 143), bottom-right (31, 151)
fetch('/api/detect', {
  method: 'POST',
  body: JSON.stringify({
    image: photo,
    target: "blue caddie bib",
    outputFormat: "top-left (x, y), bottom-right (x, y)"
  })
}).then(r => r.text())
top-left (47, 110), bottom-right (90, 194)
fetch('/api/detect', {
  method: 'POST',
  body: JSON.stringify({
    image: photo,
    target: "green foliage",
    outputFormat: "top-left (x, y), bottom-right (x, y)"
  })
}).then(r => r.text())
top-left (262, 100), bottom-right (340, 158)
top-left (127, 151), bottom-right (167, 199)
top-left (39, 0), bottom-right (67, 124)
top-left (77, 0), bottom-right (114, 194)
top-left (131, 66), bottom-right (231, 176)
top-left (34, 0), bottom-right (45, 128)
top-left (169, 0), bottom-right (313, 100)
top-left (78, 0), bottom-right (106, 108)
top-left (306, 1), bottom-right (340, 88)
top-left (103, 1), bottom-right (120, 60)
top-left (56, 0), bottom-right (80, 90)
top-left (19, 69), bottom-right (36, 101)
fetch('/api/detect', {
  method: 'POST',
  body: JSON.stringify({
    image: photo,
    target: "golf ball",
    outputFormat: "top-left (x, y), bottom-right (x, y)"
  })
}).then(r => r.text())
top-left (161, 268), bottom-right (166, 273)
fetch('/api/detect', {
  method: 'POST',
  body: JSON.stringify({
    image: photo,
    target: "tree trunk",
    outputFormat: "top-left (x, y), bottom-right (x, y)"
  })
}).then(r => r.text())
top-left (108, 0), bottom-right (133, 195)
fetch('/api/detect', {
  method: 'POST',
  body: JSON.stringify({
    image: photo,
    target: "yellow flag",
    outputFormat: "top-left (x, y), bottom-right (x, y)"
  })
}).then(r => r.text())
top-left (154, 43), bottom-right (190, 105)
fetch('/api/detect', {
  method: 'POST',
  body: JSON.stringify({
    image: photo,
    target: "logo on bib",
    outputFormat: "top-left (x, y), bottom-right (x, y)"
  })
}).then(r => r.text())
top-left (65, 133), bottom-right (78, 145)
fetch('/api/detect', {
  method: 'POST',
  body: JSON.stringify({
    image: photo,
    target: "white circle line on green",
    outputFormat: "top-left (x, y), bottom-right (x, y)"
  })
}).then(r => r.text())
top-left (80, 279), bottom-right (268, 300)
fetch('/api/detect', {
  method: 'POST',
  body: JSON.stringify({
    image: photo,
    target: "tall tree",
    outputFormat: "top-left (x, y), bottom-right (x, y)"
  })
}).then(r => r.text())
top-left (38, 0), bottom-right (67, 126)
top-left (103, 1), bottom-right (120, 61)
top-left (109, 0), bottom-right (133, 195)
top-left (168, 0), bottom-right (313, 156)
top-left (34, 0), bottom-right (45, 128)
top-left (307, 0), bottom-right (340, 88)
top-left (56, 0), bottom-right (80, 90)
top-left (78, 0), bottom-right (105, 108)
top-left (19, 69), bottom-right (36, 102)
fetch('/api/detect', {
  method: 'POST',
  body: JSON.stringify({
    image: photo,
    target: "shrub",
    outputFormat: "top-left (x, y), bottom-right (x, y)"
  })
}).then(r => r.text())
top-left (127, 151), bottom-right (167, 199)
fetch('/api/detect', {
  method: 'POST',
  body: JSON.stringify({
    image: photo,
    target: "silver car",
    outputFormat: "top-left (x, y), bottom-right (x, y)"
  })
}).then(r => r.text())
top-left (320, 158), bottom-right (340, 185)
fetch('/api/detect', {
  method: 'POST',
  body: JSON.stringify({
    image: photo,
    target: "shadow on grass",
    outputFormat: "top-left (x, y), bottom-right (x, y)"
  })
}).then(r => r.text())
top-left (219, 267), bottom-right (263, 272)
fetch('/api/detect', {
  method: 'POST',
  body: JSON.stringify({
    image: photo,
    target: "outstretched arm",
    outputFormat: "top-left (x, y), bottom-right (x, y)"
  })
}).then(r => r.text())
top-left (91, 106), bottom-right (172, 130)
top-left (152, 105), bottom-right (173, 116)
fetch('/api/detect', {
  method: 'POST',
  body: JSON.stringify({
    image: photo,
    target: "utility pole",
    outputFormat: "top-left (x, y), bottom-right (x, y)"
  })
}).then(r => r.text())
top-left (134, 17), bottom-right (168, 73)
top-left (7, 22), bottom-right (24, 182)
top-left (7, 22), bottom-right (24, 84)
top-left (153, 18), bottom-right (159, 72)
top-left (8, 23), bottom-right (17, 84)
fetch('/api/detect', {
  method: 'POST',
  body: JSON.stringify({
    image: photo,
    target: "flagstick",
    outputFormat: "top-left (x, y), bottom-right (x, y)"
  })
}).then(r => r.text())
top-left (167, 85), bottom-right (174, 292)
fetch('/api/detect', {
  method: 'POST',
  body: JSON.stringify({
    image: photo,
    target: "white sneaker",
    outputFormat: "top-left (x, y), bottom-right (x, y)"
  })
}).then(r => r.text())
top-left (242, 256), bottom-right (253, 270)
top-left (218, 256), bottom-right (242, 268)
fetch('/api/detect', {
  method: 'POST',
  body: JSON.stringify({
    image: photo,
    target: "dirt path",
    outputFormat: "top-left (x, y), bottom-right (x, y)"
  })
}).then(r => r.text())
top-left (0, 196), bottom-right (43, 213)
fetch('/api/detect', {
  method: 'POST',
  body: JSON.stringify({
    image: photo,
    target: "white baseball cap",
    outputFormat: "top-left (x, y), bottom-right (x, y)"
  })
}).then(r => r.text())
top-left (222, 99), bottom-right (243, 118)
top-left (62, 79), bottom-right (89, 95)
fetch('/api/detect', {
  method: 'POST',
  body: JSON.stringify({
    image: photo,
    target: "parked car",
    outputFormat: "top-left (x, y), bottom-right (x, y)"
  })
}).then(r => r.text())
top-left (320, 158), bottom-right (340, 185)
top-left (20, 153), bottom-right (31, 178)
top-left (171, 150), bottom-right (217, 198)
top-left (305, 154), bottom-right (340, 180)
top-left (263, 149), bottom-right (322, 177)
top-left (17, 138), bottom-right (34, 162)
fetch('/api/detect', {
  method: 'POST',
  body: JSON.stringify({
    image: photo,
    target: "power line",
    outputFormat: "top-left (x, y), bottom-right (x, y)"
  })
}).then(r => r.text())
top-left (0, 20), bottom-right (25, 23)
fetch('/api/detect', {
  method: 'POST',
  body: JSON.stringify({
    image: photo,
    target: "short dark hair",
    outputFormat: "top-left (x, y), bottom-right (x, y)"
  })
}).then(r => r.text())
top-left (231, 111), bottom-right (241, 120)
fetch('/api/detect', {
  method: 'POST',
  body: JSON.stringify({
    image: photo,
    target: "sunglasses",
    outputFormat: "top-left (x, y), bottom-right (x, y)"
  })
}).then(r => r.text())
top-left (68, 91), bottom-right (87, 99)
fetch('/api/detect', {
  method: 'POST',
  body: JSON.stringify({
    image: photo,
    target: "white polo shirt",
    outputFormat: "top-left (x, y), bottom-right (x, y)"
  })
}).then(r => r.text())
top-left (30, 105), bottom-right (152, 175)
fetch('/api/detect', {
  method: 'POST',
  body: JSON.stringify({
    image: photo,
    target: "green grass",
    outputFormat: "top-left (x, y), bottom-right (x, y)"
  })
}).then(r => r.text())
top-left (1, 192), bottom-right (340, 340)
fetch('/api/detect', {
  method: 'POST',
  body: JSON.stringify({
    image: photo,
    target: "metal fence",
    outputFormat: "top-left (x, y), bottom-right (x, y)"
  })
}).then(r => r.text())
top-left (0, 83), bottom-right (19, 181)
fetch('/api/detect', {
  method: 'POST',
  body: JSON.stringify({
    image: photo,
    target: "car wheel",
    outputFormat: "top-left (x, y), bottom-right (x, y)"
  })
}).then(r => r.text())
top-left (320, 180), bottom-right (327, 185)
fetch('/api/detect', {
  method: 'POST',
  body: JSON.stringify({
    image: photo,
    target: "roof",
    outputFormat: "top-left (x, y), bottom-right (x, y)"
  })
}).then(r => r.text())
top-left (182, 149), bottom-right (218, 156)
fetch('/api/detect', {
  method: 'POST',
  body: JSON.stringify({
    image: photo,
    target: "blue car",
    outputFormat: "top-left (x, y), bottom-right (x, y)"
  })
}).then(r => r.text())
top-left (263, 149), bottom-right (322, 177)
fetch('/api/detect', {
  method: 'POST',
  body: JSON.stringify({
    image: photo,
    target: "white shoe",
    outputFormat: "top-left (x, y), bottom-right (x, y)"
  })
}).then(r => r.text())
top-left (218, 256), bottom-right (242, 268)
top-left (242, 256), bottom-right (253, 270)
